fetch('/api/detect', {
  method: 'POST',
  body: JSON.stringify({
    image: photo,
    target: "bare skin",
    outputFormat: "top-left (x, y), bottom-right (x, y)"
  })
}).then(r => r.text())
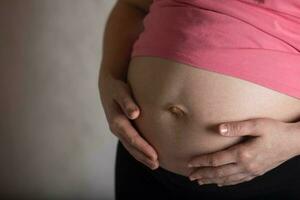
top-left (127, 56), bottom-right (300, 179)
top-left (99, 0), bottom-right (159, 170)
top-left (188, 117), bottom-right (300, 186)
top-left (99, 0), bottom-right (300, 187)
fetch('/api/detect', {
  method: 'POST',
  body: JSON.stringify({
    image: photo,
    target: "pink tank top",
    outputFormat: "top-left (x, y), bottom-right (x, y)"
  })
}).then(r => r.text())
top-left (131, 0), bottom-right (300, 100)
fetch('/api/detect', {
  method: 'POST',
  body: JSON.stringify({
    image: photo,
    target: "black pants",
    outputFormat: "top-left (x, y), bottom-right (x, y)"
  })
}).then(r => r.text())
top-left (115, 141), bottom-right (300, 200)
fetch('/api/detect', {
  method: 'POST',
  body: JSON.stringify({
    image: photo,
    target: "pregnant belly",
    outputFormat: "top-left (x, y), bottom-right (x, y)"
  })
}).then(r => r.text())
top-left (126, 56), bottom-right (300, 177)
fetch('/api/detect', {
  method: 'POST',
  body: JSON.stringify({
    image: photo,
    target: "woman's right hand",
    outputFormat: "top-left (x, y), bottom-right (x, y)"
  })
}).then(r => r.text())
top-left (99, 75), bottom-right (159, 170)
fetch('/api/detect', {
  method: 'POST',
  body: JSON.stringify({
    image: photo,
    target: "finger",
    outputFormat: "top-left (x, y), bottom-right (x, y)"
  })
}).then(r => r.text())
top-left (109, 102), bottom-right (158, 161)
top-left (219, 118), bottom-right (264, 137)
top-left (189, 163), bottom-right (242, 180)
top-left (121, 140), bottom-right (159, 170)
top-left (198, 173), bottom-right (248, 186)
top-left (219, 175), bottom-right (255, 187)
top-left (188, 147), bottom-right (239, 167)
top-left (113, 83), bottom-right (140, 119)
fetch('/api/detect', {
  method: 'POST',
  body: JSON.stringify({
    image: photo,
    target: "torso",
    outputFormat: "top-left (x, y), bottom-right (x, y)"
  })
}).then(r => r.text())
top-left (126, 56), bottom-right (300, 176)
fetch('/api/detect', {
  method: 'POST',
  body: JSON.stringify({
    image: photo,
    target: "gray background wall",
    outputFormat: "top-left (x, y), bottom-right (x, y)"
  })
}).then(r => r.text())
top-left (0, 0), bottom-right (117, 199)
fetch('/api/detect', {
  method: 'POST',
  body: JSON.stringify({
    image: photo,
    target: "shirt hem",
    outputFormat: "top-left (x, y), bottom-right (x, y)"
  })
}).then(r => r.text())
top-left (131, 47), bottom-right (300, 100)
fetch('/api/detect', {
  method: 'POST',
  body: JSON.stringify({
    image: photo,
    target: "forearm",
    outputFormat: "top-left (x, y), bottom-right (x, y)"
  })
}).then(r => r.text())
top-left (99, 1), bottom-right (148, 84)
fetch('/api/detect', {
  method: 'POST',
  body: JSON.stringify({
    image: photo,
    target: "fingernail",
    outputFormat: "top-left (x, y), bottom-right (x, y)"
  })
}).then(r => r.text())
top-left (217, 184), bottom-right (223, 187)
top-left (128, 109), bottom-right (138, 119)
top-left (150, 162), bottom-right (159, 170)
top-left (189, 176), bottom-right (196, 181)
top-left (220, 124), bottom-right (228, 135)
top-left (149, 164), bottom-right (155, 170)
top-left (198, 180), bottom-right (204, 185)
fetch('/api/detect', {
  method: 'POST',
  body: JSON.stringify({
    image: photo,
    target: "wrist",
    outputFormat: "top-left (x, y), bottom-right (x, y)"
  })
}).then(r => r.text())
top-left (99, 65), bottom-right (126, 85)
top-left (99, 64), bottom-right (128, 83)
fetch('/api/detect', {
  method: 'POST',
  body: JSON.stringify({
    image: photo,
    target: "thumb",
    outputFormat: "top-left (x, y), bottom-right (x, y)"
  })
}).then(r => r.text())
top-left (219, 119), bottom-right (262, 137)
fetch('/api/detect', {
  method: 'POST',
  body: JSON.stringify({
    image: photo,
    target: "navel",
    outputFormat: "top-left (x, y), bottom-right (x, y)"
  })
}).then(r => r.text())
top-left (166, 104), bottom-right (186, 118)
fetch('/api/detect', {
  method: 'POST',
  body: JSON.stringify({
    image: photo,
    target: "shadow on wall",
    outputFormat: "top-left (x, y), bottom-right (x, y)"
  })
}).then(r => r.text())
top-left (0, 0), bottom-right (117, 199)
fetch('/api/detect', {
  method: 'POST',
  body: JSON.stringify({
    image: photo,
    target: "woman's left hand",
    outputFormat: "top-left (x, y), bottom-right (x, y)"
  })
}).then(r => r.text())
top-left (188, 117), bottom-right (300, 187)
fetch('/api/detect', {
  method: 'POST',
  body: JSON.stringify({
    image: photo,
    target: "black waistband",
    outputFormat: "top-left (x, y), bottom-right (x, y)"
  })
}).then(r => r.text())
top-left (117, 141), bottom-right (300, 199)
top-left (151, 149), bottom-right (300, 198)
